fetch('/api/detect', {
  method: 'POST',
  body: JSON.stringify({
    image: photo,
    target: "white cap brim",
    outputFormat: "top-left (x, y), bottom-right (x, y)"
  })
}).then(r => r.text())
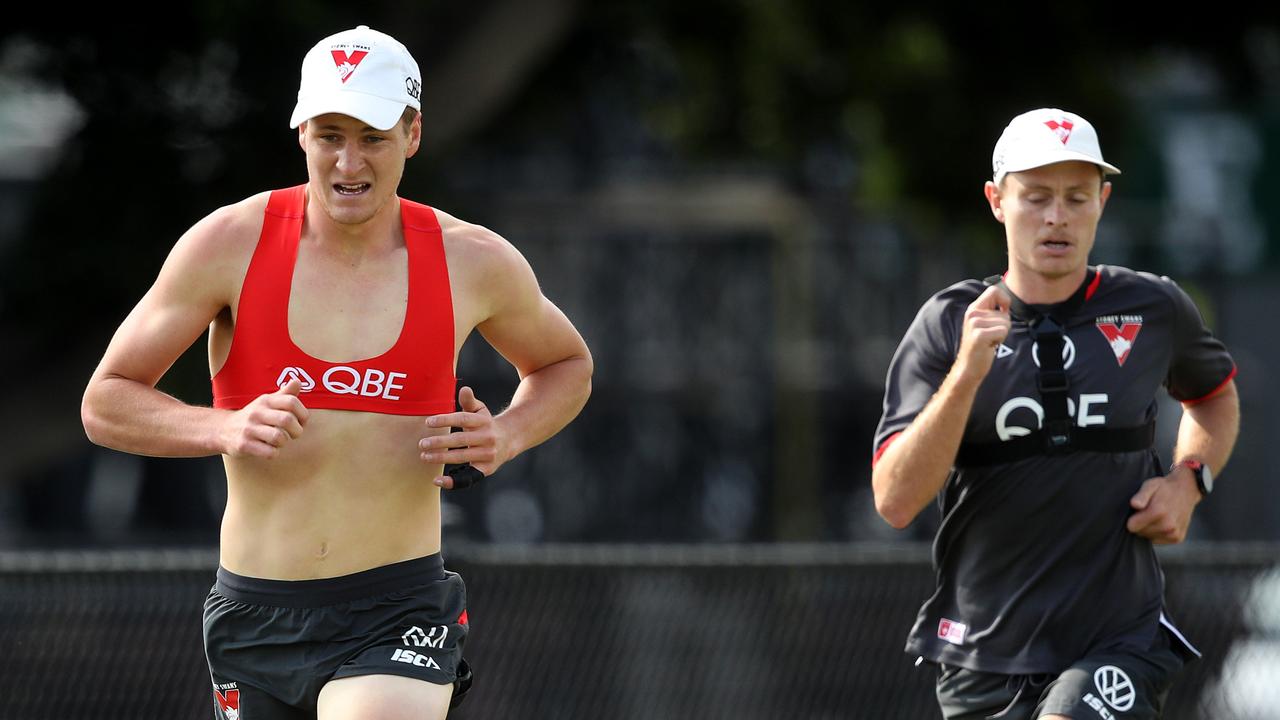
top-left (1001, 150), bottom-right (1121, 177)
top-left (289, 91), bottom-right (407, 131)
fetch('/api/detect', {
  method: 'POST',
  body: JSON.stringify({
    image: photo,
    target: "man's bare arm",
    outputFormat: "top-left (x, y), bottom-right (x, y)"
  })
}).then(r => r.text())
top-left (872, 285), bottom-right (1011, 528)
top-left (1127, 380), bottom-right (1240, 543)
top-left (1172, 380), bottom-right (1240, 476)
top-left (422, 227), bottom-right (592, 486)
top-left (81, 198), bottom-right (308, 459)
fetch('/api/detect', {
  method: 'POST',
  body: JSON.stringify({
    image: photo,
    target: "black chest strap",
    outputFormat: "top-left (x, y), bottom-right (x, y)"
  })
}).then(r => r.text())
top-left (955, 271), bottom-right (1154, 468)
top-left (956, 423), bottom-right (1155, 466)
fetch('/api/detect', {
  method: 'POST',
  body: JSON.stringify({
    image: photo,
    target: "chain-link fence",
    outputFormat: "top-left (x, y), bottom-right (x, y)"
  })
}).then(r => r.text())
top-left (0, 544), bottom-right (1276, 719)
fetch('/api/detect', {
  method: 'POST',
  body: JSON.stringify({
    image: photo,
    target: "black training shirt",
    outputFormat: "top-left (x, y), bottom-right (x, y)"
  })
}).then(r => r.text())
top-left (873, 265), bottom-right (1235, 674)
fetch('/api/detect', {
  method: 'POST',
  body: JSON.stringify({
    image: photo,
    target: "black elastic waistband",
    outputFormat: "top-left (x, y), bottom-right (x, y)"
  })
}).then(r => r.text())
top-left (215, 553), bottom-right (445, 608)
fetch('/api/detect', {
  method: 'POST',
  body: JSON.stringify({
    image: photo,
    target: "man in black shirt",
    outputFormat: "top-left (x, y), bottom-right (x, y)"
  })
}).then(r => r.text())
top-left (872, 108), bottom-right (1240, 719)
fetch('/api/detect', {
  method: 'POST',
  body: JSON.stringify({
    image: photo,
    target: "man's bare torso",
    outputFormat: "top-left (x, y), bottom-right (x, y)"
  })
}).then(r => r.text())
top-left (208, 192), bottom-right (477, 580)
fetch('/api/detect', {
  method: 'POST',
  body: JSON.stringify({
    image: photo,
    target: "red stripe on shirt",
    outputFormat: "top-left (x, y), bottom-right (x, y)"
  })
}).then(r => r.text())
top-left (872, 431), bottom-right (903, 468)
top-left (1084, 269), bottom-right (1102, 300)
top-left (1182, 366), bottom-right (1237, 406)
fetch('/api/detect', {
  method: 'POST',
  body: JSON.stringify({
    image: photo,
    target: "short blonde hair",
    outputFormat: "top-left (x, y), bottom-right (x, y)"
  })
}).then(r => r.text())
top-left (399, 107), bottom-right (419, 136)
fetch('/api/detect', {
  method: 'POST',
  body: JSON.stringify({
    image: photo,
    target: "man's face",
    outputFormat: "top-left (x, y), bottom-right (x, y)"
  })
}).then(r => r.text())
top-left (985, 161), bottom-right (1112, 283)
top-left (298, 112), bottom-right (421, 226)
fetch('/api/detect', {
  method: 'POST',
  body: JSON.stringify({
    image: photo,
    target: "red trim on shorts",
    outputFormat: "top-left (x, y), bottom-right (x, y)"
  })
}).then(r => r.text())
top-left (872, 432), bottom-right (903, 468)
top-left (458, 609), bottom-right (469, 626)
top-left (1182, 366), bottom-right (1237, 406)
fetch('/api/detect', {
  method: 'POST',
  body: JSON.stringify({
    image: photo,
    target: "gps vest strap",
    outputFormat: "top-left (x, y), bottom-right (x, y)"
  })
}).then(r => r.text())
top-left (956, 423), bottom-right (1156, 466)
top-left (955, 271), bottom-right (1154, 467)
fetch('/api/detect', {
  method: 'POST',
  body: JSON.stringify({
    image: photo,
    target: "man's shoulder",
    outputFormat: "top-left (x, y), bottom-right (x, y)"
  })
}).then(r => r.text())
top-left (934, 277), bottom-right (989, 301)
top-left (426, 205), bottom-right (546, 324)
top-left (1093, 264), bottom-right (1187, 306)
top-left (191, 191), bottom-right (271, 243)
top-left (1097, 263), bottom-right (1176, 290)
top-left (895, 278), bottom-right (987, 342)
top-left (430, 206), bottom-right (525, 270)
top-left (170, 191), bottom-right (271, 274)
top-left (430, 205), bottom-right (500, 242)
top-left (918, 278), bottom-right (988, 316)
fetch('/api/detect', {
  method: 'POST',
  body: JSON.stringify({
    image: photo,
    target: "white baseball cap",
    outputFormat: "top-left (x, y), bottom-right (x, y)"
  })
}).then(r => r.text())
top-left (991, 108), bottom-right (1120, 184)
top-left (289, 25), bottom-right (422, 131)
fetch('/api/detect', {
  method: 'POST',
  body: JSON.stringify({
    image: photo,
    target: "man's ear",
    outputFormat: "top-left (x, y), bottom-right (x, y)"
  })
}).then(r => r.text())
top-left (984, 180), bottom-right (1005, 223)
top-left (405, 113), bottom-right (422, 159)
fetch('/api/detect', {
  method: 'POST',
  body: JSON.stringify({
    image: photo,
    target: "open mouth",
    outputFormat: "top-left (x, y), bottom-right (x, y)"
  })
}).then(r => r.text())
top-left (1042, 240), bottom-right (1071, 251)
top-left (334, 183), bottom-right (370, 195)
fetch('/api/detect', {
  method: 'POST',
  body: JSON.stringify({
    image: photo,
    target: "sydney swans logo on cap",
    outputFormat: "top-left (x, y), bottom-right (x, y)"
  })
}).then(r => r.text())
top-left (330, 45), bottom-right (371, 83)
top-left (1044, 118), bottom-right (1074, 144)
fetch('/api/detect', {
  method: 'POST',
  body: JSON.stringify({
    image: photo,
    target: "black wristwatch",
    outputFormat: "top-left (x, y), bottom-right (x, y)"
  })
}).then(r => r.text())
top-left (1174, 459), bottom-right (1213, 497)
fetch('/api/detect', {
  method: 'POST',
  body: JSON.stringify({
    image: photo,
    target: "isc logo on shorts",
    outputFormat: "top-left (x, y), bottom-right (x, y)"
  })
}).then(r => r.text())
top-left (391, 648), bottom-right (441, 669)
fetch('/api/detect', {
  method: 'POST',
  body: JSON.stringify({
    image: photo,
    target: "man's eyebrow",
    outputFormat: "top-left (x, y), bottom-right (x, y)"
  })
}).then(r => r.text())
top-left (1019, 182), bottom-right (1096, 192)
top-left (313, 124), bottom-right (385, 133)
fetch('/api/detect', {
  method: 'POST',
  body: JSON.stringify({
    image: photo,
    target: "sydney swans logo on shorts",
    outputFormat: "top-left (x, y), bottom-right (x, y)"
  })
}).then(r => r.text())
top-left (275, 365), bottom-right (408, 400)
top-left (1093, 665), bottom-right (1136, 712)
top-left (330, 46), bottom-right (370, 83)
top-left (213, 684), bottom-right (240, 720)
top-left (1095, 315), bottom-right (1143, 367)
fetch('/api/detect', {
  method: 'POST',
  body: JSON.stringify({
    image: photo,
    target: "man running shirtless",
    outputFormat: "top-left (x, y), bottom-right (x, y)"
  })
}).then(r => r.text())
top-left (81, 25), bottom-right (592, 720)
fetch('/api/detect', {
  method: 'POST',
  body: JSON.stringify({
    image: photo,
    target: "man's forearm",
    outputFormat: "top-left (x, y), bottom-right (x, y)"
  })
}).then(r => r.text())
top-left (873, 368), bottom-right (983, 528)
top-left (494, 355), bottom-right (593, 460)
top-left (1174, 381), bottom-right (1240, 474)
top-left (82, 375), bottom-right (227, 458)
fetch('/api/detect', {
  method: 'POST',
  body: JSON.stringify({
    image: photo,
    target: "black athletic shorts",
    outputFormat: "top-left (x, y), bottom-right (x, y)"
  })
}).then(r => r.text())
top-left (203, 554), bottom-right (470, 720)
top-left (933, 625), bottom-right (1190, 719)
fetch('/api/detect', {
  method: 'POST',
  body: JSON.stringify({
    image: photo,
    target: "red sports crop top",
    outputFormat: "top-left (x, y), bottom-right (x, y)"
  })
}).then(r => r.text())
top-left (211, 185), bottom-right (457, 415)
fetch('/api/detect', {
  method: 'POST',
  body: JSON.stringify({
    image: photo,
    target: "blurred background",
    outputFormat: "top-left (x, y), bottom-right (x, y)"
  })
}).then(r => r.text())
top-left (1, 3), bottom-right (1278, 718)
